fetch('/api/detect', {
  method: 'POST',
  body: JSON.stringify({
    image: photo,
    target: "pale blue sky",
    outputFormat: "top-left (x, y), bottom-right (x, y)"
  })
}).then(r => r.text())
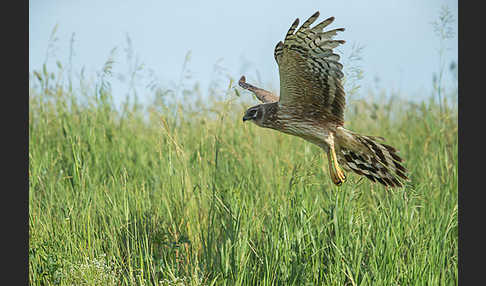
top-left (29, 0), bottom-right (458, 103)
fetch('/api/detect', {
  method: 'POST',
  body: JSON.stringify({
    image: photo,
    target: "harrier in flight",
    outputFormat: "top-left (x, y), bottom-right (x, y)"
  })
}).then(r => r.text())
top-left (240, 11), bottom-right (408, 187)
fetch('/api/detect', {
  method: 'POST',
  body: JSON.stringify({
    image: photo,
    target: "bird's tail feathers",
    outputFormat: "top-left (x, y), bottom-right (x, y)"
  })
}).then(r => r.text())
top-left (335, 127), bottom-right (408, 188)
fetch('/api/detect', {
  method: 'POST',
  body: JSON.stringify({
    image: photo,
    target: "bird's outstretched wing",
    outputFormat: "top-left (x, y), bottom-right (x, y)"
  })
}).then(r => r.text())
top-left (238, 76), bottom-right (279, 103)
top-left (274, 11), bottom-right (346, 125)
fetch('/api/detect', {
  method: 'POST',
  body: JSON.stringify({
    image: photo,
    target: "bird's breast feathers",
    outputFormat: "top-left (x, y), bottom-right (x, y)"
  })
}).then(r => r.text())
top-left (273, 110), bottom-right (335, 147)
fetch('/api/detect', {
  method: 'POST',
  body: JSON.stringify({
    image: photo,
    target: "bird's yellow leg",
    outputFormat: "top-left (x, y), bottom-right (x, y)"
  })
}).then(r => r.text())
top-left (327, 145), bottom-right (346, 186)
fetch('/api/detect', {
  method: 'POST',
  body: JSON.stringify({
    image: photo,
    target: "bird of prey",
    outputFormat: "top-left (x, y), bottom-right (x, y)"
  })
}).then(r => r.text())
top-left (240, 11), bottom-right (408, 187)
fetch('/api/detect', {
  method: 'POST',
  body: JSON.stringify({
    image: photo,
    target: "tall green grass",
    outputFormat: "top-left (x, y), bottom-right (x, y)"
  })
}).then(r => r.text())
top-left (29, 59), bottom-right (457, 284)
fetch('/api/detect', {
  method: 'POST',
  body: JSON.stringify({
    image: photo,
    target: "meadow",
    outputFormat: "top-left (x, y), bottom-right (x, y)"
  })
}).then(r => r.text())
top-left (29, 27), bottom-right (457, 285)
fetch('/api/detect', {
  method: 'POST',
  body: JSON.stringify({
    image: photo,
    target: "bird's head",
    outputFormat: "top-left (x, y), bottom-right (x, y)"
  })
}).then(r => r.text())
top-left (242, 104), bottom-right (265, 126)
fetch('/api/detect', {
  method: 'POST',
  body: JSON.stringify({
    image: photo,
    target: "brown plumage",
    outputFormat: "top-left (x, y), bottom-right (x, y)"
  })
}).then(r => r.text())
top-left (240, 11), bottom-right (408, 188)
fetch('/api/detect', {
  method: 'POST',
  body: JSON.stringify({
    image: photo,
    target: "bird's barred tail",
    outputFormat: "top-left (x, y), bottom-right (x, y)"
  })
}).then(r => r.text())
top-left (335, 128), bottom-right (408, 188)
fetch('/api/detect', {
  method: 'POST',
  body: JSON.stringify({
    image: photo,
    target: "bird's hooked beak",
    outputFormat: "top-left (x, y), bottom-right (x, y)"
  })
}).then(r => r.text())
top-left (242, 110), bottom-right (257, 122)
top-left (242, 114), bottom-right (251, 122)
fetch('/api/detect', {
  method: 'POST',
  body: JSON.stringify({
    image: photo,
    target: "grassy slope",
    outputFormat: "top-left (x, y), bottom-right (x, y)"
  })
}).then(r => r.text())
top-left (29, 79), bottom-right (457, 285)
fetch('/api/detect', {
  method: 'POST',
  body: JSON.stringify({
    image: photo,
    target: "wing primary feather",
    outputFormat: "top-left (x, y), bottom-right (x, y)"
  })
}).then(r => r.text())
top-left (285, 18), bottom-right (300, 41)
top-left (311, 16), bottom-right (335, 32)
top-left (296, 11), bottom-right (320, 34)
top-left (317, 28), bottom-right (345, 40)
top-left (318, 40), bottom-right (346, 50)
top-left (274, 41), bottom-right (284, 63)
